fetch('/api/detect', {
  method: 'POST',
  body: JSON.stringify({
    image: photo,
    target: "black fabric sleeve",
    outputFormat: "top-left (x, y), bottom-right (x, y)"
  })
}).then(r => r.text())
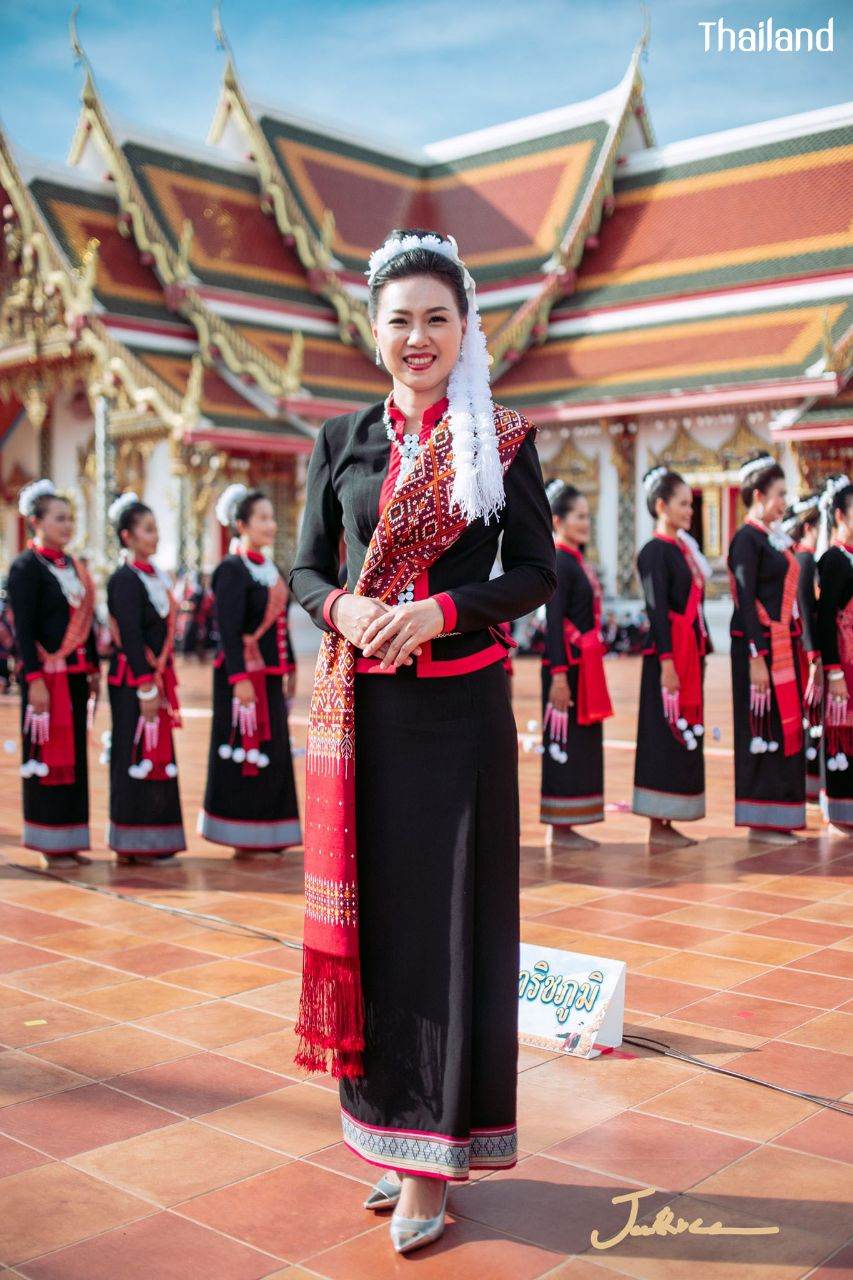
top-left (289, 420), bottom-right (345, 632)
top-left (7, 557), bottom-right (41, 677)
top-left (730, 532), bottom-right (769, 655)
top-left (107, 571), bottom-right (153, 682)
top-left (544, 554), bottom-right (574, 671)
top-left (638, 543), bottom-right (673, 657)
top-left (213, 559), bottom-right (250, 679)
top-left (816, 548), bottom-right (844, 667)
top-left (795, 551), bottom-right (819, 657)
top-left (443, 431), bottom-right (557, 631)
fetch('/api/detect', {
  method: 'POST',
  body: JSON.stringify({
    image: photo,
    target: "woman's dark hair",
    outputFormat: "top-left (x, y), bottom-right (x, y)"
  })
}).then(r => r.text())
top-left (832, 482), bottom-right (853, 521)
top-left (546, 480), bottom-right (584, 520)
top-left (367, 228), bottom-right (469, 320)
top-left (234, 489), bottom-right (268, 527)
top-left (116, 501), bottom-right (152, 546)
top-left (30, 492), bottom-right (68, 525)
top-left (740, 456), bottom-right (784, 507)
top-left (644, 468), bottom-right (688, 518)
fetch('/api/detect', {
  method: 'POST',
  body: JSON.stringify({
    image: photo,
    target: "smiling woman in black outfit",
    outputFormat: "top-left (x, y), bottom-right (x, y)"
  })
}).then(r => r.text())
top-left (289, 228), bottom-right (555, 1255)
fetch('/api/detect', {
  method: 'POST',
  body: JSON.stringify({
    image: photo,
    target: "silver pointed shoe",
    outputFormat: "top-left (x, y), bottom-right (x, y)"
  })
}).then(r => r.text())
top-left (363, 1173), bottom-right (401, 1210)
top-left (389, 1183), bottom-right (449, 1254)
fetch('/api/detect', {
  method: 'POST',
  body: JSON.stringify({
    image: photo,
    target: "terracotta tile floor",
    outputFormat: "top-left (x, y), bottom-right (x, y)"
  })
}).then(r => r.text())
top-left (0, 652), bottom-right (850, 1278)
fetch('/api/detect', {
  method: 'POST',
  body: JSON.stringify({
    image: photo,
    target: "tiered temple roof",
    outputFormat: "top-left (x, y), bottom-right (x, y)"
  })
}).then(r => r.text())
top-left (2, 32), bottom-right (851, 447)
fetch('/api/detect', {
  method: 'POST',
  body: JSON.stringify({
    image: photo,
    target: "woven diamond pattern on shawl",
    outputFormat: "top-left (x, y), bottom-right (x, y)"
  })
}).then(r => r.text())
top-left (294, 405), bottom-right (532, 1077)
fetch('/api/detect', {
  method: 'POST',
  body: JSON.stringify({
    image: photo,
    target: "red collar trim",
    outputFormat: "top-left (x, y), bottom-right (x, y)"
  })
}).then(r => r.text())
top-left (555, 541), bottom-right (584, 562)
top-left (32, 542), bottom-right (68, 566)
top-left (387, 395), bottom-right (449, 438)
top-left (653, 532), bottom-right (678, 545)
top-left (746, 517), bottom-right (770, 536)
top-left (242, 549), bottom-right (265, 565)
top-left (835, 541), bottom-right (853, 554)
top-left (132, 559), bottom-right (155, 575)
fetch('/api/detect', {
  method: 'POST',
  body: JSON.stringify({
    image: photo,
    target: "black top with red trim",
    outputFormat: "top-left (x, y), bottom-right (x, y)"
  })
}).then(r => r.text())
top-left (638, 535), bottom-right (710, 659)
top-left (211, 553), bottom-right (295, 683)
top-left (794, 546), bottom-right (819, 660)
top-left (288, 397), bottom-right (556, 677)
top-left (106, 563), bottom-right (169, 686)
top-left (728, 522), bottom-right (799, 657)
top-left (6, 547), bottom-right (97, 678)
top-left (816, 545), bottom-right (853, 670)
top-left (543, 544), bottom-right (596, 674)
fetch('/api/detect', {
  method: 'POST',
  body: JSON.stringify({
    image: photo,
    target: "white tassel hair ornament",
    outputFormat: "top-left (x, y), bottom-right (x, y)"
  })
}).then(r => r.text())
top-left (366, 232), bottom-right (503, 525)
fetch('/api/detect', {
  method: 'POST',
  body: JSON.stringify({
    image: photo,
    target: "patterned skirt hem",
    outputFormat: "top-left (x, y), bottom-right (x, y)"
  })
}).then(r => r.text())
top-left (631, 786), bottom-right (705, 821)
top-left (340, 1109), bottom-right (518, 1182)
top-left (23, 822), bottom-right (90, 853)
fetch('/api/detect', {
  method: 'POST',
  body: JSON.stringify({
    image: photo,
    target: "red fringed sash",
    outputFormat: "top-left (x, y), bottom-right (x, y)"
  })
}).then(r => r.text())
top-left (556, 544), bottom-right (612, 725)
top-left (668, 538), bottom-right (707, 728)
top-left (827, 597), bottom-right (853, 758)
top-left (294, 406), bottom-right (533, 1077)
top-left (109, 583), bottom-right (181, 779)
top-left (240, 575), bottom-right (288, 777)
top-left (755, 550), bottom-right (803, 757)
top-left (34, 559), bottom-right (96, 787)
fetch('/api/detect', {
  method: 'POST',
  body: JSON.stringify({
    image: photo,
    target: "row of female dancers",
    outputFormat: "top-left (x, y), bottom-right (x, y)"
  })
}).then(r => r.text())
top-left (540, 455), bottom-right (853, 848)
top-left (7, 478), bottom-right (301, 866)
top-left (7, 455), bottom-right (852, 867)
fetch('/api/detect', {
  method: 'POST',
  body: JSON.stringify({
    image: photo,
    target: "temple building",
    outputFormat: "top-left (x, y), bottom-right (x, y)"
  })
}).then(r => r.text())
top-left (1, 31), bottom-right (850, 597)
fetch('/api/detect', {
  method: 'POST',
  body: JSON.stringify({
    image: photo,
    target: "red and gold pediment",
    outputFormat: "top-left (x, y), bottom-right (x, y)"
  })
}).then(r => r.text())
top-left (262, 117), bottom-right (607, 282)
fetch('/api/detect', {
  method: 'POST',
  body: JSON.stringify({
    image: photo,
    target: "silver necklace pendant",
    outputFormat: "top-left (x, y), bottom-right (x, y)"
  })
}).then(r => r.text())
top-left (134, 565), bottom-right (172, 619)
top-left (383, 400), bottom-right (423, 491)
top-left (240, 550), bottom-right (280, 589)
top-left (36, 550), bottom-right (85, 609)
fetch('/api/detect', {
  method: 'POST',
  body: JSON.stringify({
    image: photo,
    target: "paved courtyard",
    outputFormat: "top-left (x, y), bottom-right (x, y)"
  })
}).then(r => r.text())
top-left (0, 651), bottom-right (850, 1278)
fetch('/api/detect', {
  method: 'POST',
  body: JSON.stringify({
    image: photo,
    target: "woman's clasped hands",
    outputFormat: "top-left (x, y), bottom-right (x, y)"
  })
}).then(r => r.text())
top-left (331, 593), bottom-right (444, 669)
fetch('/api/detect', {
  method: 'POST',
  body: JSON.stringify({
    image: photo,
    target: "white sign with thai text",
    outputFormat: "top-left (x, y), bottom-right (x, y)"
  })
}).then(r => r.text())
top-left (518, 942), bottom-right (625, 1059)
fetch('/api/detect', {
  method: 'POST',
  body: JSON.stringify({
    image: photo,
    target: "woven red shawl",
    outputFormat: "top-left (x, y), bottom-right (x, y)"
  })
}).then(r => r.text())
top-left (294, 405), bottom-right (533, 1076)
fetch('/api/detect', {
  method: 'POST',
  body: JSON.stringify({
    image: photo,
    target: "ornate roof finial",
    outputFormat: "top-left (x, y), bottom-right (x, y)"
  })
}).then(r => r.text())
top-left (639, 1), bottom-right (651, 61)
top-left (213, 2), bottom-right (234, 60)
top-left (69, 5), bottom-right (94, 78)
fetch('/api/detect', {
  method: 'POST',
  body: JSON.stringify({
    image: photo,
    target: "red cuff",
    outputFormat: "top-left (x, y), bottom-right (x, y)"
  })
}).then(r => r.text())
top-left (227, 671), bottom-right (249, 685)
top-left (433, 592), bottom-right (457, 632)
top-left (658, 652), bottom-right (674, 661)
top-left (825, 664), bottom-right (842, 673)
top-left (25, 670), bottom-right (44, 683)
top-left (806, 650), bottom-right (820, 662)
top-left (323, 588), bottom-right (347, 633)
top-left (550, 665), bottom-right (569, 675)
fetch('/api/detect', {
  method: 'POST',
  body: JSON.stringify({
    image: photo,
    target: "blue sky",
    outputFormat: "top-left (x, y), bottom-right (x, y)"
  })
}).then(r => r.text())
top-left (0, 0), bottom-right (849, 166)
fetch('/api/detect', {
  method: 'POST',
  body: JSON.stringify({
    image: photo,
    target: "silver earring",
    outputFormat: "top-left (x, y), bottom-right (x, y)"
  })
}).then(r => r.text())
top-left (375, 346), bottom-right (383, 367)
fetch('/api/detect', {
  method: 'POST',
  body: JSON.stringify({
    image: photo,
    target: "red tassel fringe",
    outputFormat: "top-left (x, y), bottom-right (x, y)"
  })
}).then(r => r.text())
top-left (293, 946), bottom-right (365, 1078)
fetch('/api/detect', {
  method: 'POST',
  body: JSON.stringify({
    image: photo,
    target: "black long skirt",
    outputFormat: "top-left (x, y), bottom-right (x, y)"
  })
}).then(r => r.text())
top-left (806, 748), bottom-right (823, 803)
top-left (731, 636), bottom-right (806, 830)
top-left (199, 666), bottom-right (301, 850)
top-left (824, 740), bottom-right (853, 826)
top-left (632, 652), bottom-right (706, 821)
top-left (107, 683), bottom-right (186, 857)
top-left (339, 660), bottom-right (519, 1182)
top-left (539, 664), bottom-right (604, 825)
top-left (21, 672), bottom-right (90, 854)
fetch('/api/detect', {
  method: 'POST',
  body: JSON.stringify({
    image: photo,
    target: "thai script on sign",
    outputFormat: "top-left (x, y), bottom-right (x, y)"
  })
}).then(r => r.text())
top-left (518, 960), bottom-right (604, 1024)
